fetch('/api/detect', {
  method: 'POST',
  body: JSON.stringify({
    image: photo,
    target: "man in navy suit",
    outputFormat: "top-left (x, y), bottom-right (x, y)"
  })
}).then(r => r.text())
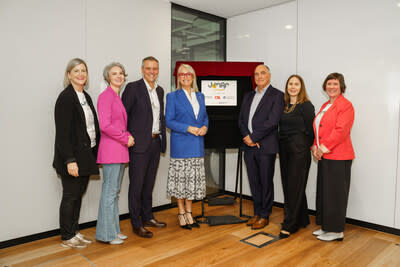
top-left (238, 65), bottom-right (284, 229)
top-left (122, 56), bottom-right (167, 238)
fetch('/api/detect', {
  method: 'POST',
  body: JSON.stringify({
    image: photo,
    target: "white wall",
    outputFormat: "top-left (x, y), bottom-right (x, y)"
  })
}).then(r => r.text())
top-left (227, 0), bottom-right (400, 228)
top-left (226, 1), bottom-right (298, 202)
top-left (297, 0), bottom-right (400, 227)
top-left (0, 0), bottom-right (171, 242)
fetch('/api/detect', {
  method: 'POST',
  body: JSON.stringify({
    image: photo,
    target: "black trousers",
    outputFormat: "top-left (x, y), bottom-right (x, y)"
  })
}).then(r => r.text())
top-left (279, 133), bottom-right (311, 233)
top-left (316, 158), bottom-right (352, 232)
top-left (59, 174), bottom-right (89, 240)
top-left (244, 149), bottom-right (276, 219)
top-left (128, 138), bottom-right (161, 229)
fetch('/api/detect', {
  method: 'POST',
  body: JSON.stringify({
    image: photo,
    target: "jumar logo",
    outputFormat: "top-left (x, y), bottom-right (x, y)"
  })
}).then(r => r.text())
top-left (208, 81), bottom-right (229, 89)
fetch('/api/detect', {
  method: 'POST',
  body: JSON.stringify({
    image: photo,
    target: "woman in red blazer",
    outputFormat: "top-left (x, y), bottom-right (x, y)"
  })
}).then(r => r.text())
top-left (311, 72), bottom-right (355, 242)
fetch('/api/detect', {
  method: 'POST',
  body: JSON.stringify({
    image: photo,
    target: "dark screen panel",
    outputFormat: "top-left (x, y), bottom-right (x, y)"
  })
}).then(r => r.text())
top-left (197, 76), bottom-right (253, 149)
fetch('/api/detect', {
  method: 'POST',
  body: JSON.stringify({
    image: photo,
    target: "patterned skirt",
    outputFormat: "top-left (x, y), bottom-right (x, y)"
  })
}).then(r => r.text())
top-left (167, 157), bottom-right (206, 200)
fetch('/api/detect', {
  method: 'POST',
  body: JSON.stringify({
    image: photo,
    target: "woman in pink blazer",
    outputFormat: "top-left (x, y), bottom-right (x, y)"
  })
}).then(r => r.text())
top-left (311, 72), bottom-right (355, 242)
top-left (95, 62), bottom-right (134, 245)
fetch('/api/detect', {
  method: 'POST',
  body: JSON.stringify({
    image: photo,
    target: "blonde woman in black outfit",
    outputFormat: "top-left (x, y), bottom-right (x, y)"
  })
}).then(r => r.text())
top-left (278, 75), bottom-right (315, 238)
top-left (53, 58), bottom-right (100, 248)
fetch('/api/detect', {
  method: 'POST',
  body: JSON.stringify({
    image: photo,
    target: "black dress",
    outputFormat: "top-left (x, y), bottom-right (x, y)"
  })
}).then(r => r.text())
top-left (279, 101), bottom-right (315, 233)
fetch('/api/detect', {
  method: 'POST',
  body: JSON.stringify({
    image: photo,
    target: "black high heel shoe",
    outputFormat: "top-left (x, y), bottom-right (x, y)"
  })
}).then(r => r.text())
top-left (279, 230), bottom-right (290, 239)
top-left (178, 213), bottom-right (192, 230)
top-left (185, 211), bottom-right (200, 228)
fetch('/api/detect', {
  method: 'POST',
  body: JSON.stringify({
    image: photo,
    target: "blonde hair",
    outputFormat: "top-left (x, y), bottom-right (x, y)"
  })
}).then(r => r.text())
top-left (63, 58), bottom-right (89, 89)
top-left (176, 64), bottom-right (198, 92)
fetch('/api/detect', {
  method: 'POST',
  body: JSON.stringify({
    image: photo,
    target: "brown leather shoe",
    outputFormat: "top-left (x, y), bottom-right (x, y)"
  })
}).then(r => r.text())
top-left (246, 215), bottom-right (260, 226)
top-left (143, 219), bottom-right (167, 228)
top-left (251, 218), bottom-right (269, 230)
top-left (133, 227), bottom-right (153, 238)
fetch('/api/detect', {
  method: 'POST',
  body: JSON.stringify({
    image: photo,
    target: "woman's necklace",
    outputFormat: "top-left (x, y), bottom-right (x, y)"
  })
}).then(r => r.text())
top-left (284, 102), bottom-right (298, 113)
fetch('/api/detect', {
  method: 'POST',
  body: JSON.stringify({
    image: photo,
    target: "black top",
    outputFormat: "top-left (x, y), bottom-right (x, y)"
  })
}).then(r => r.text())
top-left (279, 101), bottom-right (315, 145)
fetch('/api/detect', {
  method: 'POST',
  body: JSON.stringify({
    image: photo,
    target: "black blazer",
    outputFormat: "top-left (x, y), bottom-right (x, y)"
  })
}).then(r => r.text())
top-left (238, 85), bottom-right (284, 154)
top-left (122, 79), bottom-right (166, 153)
top-left (53, 85), bottom-right (100, 177)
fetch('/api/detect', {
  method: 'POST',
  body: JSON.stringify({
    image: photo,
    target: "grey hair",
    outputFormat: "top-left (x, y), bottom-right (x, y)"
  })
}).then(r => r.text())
top-left (103, 62), bottom-right (127, 84)
top-left (176, 64), bottom-right (199, 92)
top-left (255, 64), bottom-right (270, 72)
top-left (63, 58), bottom-right (89, 89)
top-left (141, 56), bottom-right (159, 67)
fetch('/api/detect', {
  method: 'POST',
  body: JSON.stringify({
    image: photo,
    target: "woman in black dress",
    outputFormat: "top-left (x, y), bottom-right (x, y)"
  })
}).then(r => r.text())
top-left (278, 75), bottom-right (315, 238)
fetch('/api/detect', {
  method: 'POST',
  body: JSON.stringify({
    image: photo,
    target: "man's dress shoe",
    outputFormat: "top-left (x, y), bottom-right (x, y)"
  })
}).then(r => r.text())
top-left (246, 215), bottom-right (260, 226)
top-left (133, 227), bottom-right (153, 238)
top-left (251, 218), bottom-right (269, 230)
top-left (143, 219), bottom-right (167, 228)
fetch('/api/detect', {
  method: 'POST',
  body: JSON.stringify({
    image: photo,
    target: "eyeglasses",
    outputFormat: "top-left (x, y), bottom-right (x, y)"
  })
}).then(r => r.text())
top-left (178, 73), bottom-right (193, 78)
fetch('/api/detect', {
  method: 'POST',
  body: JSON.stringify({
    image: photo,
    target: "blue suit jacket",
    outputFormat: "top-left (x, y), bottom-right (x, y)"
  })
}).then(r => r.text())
top-left (166, 89), bottom-right (209, 158)
top-left (238, 85), bottom-right (284, 154)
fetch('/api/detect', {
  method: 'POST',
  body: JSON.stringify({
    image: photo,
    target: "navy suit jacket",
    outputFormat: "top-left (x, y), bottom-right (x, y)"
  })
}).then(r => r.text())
top-left (238, 85), bottom-right (284, 154)
top-left (122, 79), bottom-right (166, 153)
top-left (166, 89), bottom-right (208, 158)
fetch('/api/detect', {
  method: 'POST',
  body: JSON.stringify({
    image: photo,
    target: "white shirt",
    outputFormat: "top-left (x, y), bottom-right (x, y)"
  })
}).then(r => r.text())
top-left (75, 90), bottom-right (96, 147)
top-left (144, 79), bottom-right (160, 134)
top-left (315, 104), bottom-right (332, 147)
top-left (248, 84), bottom-right (269, 133)
top-left (183, 88), bottom-right (199, 119)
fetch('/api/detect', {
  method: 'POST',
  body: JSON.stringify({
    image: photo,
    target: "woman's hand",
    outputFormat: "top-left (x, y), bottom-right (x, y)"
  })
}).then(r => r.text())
top-left (67, 162), bottom-right (79, 177)
top-left (127, 135), bottom-right (135, 147)
top-left (198, 126), bottom-right (208, 136)
top-left (316, 148), bottom-right (324, 159)
top-left (312, 144), bottom-right (329, 160)
top-left (187, 126), bottom-right (200, 136)
top-left (312, 150), bottom-right (321, 160)
top-left (319, 144), bottom-right (330, 154)
top-left (311, 145), bottom-right (321, 160)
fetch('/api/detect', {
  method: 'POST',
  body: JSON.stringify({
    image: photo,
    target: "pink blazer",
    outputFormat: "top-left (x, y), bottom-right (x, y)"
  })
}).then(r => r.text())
top-left (97, 86), bottom-right (131, 164)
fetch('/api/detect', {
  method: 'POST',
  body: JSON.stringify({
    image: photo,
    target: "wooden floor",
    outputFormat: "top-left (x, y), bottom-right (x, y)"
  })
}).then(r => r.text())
top-left (2, 199), bottom-right (400, 267)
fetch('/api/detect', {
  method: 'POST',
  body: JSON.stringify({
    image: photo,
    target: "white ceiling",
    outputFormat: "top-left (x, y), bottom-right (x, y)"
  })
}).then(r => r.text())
top-left (170, 0), bottom-right (294, 18)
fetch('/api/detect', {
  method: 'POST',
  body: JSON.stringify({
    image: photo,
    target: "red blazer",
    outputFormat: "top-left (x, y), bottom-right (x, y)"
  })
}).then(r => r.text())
top-left (313, 94), bottom-right (355, 160)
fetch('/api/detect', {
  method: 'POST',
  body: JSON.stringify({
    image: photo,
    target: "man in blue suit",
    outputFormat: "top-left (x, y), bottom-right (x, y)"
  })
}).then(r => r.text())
top-left (122, 56), bottom-right (167, 238)
top-left (238, 65), bottom-right (284, 229)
